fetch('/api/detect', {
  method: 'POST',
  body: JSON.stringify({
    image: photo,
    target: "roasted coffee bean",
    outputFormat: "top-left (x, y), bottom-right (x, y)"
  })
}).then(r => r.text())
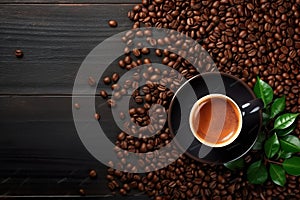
top-left (79, 189), bottom-right (85, 196)
top-left (94, 113), bottom-right (100, 120)
top-left (155, 49), bottom-right (162, 57)
top-left (89, 169), bottom-right (97, 178)
top-left (119, 188), bottom-right (127, 196)
top-left (15, 49), bottom-right (23, 58)
top-left (99, 90), bottom-right (108, 98)
top-left (144, 58), bottom-right (151, 64)
top-left (112, 73), bottom-right (120, 82)
top-left (74, 103), bottom-right (80, 110)
top-left (108, 20), bottom-right (118, 27)
top-left (118, 59), bottom-right (126, 68)
top-left (108, 182), bottom-right (115, 191)
top-left (123, 183), bottom-right (130, 191)
top-left (107, 99), bottom-right (116, 107)
top-left (135, 96), bottom-right (143, 104)
top-left (103, 76), bottom-right (111, 85)
top-left (124, 56), bottom-right (131, 64)
top-left (111, 84), bottom-right (120, 91)
top-left (145, 94), bottom-right (152, 102)
top-left (138, 182), bottom-right (144, 191)
top-left (140, 143), bottom-right (147, 153)
top-left (132, 48), bottom-right (141, 57)
top-left (106, 174), bottom-right (114, 181)
top-left (113, 91), bottom-right (121, 100)
top-left (141, 47), bottom-right (150, 55)
top-left (88, 76), bottom-right (96, 86)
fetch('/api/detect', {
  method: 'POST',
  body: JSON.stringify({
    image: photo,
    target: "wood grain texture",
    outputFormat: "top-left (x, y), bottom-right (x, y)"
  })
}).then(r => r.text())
top-left (0, 0), bottom-right (140, 4)
top-left (0, 4), bottom-right (135, 95)
top-left (0, 96), bottom-right (147, 197)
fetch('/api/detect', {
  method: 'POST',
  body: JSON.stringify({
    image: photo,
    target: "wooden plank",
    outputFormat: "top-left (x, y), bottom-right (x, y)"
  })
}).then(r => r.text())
top-left (0, 4), bottom-right (135, 95)
top-left (0, 96), bottom-right (146, 197)
top-left (0, 0), bottom-right (140, 4)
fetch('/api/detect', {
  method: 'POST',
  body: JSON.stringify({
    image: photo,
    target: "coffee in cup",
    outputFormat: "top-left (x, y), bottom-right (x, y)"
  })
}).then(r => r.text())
top-left (189, 94), bottom-right (243, 147)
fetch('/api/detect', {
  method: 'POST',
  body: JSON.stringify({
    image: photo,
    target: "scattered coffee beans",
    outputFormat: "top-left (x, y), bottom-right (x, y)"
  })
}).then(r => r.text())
top-left (101, 0), bottom-right (300, 199)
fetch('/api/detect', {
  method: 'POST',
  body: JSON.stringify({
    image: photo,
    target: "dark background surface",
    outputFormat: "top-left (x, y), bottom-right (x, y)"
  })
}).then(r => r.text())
top-left (0, 0), bottom-right (149, 198)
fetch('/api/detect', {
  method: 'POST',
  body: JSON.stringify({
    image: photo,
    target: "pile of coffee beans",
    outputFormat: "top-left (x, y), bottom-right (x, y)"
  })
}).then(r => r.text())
top-left (127, 0), bottom-right (300, 114)
top-left (102, 0), bottom-right (300, 199)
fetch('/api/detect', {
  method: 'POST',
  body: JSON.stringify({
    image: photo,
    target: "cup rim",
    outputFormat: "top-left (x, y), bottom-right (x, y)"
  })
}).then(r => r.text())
top-left (168, 72), bottom-right (263, 164)
top-left (189, 94), bottom-right (243, 148)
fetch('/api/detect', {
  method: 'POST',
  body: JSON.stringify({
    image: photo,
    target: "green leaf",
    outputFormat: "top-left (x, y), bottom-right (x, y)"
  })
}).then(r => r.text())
top-left (274, 113), bottom-right (300, 130)
top-left (269, 164), bottom-right (286, 186)
top-left (254, 77), bottom-right (273, 107)
top-left (277, 150), bottom-right (293, 159)
top-left (280, 135), bottom-right (300, 153)
top-left (282, 157), bottom-right (300, 176)
top-left (277, 124), bottom-right (296, 137)
top-left (262, 112), bottom-right (270, 126)
top-left (270, 96), bottom-right (285, 119)
top-left (224, 158), bottom-right (245, 171)
top-left (247, 160), bottom-right (268, 184)
top-left (264, 133), bottom-right (280, 158)
top-left (252, 132), bottom-right (266, 150)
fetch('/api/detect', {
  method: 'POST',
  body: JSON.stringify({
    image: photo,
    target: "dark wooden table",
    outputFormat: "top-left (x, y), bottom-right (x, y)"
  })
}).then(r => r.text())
top-left (0, 0), bottom-right (150, 198)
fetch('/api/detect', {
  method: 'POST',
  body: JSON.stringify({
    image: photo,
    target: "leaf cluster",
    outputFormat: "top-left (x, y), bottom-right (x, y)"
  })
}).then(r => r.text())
top-left (225, 77), bottom-right (300, 187)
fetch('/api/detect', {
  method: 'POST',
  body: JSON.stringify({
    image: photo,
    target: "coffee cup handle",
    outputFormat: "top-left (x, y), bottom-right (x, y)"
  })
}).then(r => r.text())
top-left (241, 98), bottom-right (264, 116)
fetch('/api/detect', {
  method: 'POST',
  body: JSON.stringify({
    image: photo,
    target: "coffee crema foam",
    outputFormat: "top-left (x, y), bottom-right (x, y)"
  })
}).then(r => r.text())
top-left (190, 95), bottom-right (242, 147)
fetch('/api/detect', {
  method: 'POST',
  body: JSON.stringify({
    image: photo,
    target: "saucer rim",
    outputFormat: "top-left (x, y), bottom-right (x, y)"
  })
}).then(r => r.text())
top-left (168, 72), bottom-right (262, 164)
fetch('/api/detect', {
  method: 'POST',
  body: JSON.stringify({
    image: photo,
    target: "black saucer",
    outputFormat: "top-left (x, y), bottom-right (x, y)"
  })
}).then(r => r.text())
top-left (168, 73), bottom-right (262, 164)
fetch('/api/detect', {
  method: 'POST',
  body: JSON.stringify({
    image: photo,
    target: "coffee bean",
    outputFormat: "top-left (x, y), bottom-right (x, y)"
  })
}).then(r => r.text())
top-left (94, 113), bottom-right (100, 120)
top-left (108, 182), bottom-right (115, 191)
top-left (141, 47), bottom-right (150, 55)
top-left (124, 56), bottom-right (131, 64)
top-left (248, 49), bottom-right (257, 57)
top-left (145, 94), bottom-right (152, 102)
top-left (144, 58), bottom-right (151, 64)
top-left (74, 103), bottom-right (80, 110)
top-left (79, 188), bottom-right (85, 196)
top-left (103, 76), bottom-right (111, 85)
top-left (138, 182), bottom-right (144, 191)
top-left (155, 49), bottom-right (162, 57)
top-left (119, 188), bottom-right (127, 196)
top-left (123, 183), bottom-right (130, 191)
top-left (135, 96), bottom-right (143, 104)
top-left (108, 20), bottom-right (118, 27)
top-left (99, 90), bottom-right (108, 99)
top-left (154, 0), bottom-right (163, 4)
top-left (132, 48), bottom-right (141, 57)
top-left (107, 99), bottom-right (116, 107)
top-left (89, 169), bottom-right (97, 178)
top-left (112, 73), bottom-right (120, 82)
top-left (140, 143), bottom-right (147, 153)
top-left (118, 59), bottom-right (126, 68)
top-left (15, 49), bottom-right (23, 58)
top-left (111, 84), bottom-right (120, 91)
top-left (88, 76), bottom-right (96, 86)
